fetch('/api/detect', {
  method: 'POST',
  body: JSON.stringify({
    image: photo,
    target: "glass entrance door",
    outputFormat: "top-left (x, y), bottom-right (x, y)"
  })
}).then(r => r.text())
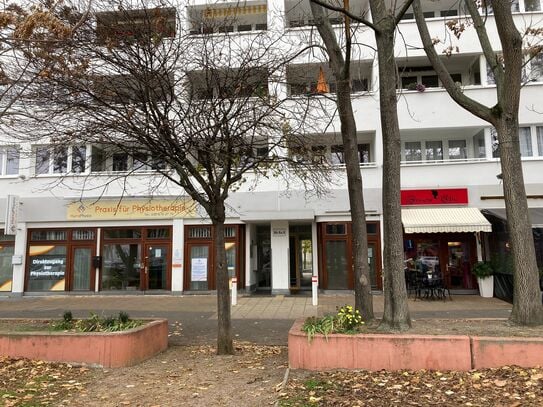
top-left (186, 244), bottom-right (211, 291)
top-left (256, 225), bottom-right (271, 290)
top-left (289, 224), bottom-right (313, 291)
top-left (145, 244), bottom-right (168, 290)
top-left (325, 240), bottom-right (349, 289)
top-left (447, 240), bottom-right (474, 289)
top-left (71, 246), bottom-right (93, 291)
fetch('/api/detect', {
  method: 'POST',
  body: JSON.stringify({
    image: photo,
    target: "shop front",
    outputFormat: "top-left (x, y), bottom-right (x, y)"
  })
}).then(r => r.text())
top-left (401, 190), bottom-right (492, 293)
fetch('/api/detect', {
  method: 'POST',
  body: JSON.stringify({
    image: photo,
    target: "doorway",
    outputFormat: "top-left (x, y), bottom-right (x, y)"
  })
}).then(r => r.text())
top-left (255, 225), bottom-right (271, 291)
top-left (289, 224), bottom-right (313, 291)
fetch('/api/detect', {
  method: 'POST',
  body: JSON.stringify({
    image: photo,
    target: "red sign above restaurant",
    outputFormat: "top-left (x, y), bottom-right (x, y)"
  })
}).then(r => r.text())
top-left (401, 188), bottom-right (468, 206)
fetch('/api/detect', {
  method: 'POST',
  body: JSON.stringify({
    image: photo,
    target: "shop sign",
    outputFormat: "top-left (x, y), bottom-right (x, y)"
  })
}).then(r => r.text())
top-left (272, 228), bottom-right (287, 237)
top-left (67, 198), bottom-right (196, 220)
top-left (401, 188), bottom-right (468, 206)
top-left (4, 195), bottom-right (20, 235)
top-left (29, 256), bottom-right (66, 279)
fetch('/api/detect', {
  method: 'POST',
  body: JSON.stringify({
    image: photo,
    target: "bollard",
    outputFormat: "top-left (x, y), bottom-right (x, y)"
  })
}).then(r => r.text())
top-left (312, 275), bottom-right (318, 306)
top-left (231, 277), bottom-right (237, 306)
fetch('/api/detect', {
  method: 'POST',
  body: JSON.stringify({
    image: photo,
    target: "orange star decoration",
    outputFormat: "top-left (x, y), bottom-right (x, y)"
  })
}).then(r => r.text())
top-left (316, 66), bottom-right (329, 93)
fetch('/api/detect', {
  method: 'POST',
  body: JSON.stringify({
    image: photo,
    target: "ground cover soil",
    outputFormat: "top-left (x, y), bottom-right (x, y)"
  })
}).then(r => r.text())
top-left (0, 343), bottom-right (288, 406)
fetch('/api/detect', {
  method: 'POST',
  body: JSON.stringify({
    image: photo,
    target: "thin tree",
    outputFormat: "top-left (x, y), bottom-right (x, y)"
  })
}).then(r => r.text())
top-left (310, 0), bottom-right (413, 329)
top-left (412, 0), bottom-right (543, 325)
top-left (8, 0), bottom-right (331, 353)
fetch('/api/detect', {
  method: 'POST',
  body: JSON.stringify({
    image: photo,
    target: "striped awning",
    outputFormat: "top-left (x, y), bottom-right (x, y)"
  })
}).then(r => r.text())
top-left (402, 207), bottom-right (492, 233)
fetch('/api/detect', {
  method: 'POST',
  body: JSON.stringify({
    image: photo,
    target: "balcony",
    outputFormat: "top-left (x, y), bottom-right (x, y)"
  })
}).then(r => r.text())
top-left (285, 0), bottom-right (368, 28)
top-left (287, 62), bottom-right (372, 96)
top-left (188, 2), bottom-right (268, 35)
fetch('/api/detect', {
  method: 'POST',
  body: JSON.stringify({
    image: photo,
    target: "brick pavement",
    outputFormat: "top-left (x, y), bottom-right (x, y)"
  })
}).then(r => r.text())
top-left (0, 293), bottom-right (512, 345)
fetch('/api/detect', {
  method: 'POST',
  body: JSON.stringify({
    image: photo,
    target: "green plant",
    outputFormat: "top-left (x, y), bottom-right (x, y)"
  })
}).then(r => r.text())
top-left (62, 311), bottom-right (73, 323)
top-left (472, 261), bottom-right (494, 279)
top-left (301, 305), bottom-right (364, 342)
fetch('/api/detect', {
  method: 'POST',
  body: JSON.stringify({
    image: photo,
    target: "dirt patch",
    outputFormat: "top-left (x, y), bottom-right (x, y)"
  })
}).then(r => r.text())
top-left (0, 320), bottom-right (52, 333)
top-left (355, 318), bottom-right (543, 337)
top-left (280, 367), bottom-right (543, 406)
top-left (0, 343), bottom-right (288, 406)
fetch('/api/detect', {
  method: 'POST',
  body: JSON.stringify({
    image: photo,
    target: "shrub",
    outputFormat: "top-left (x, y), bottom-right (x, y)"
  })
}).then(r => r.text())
top-left (50, 311), bottom-right (142, 332)
top-left (472, 261), bottom-right (494, 279)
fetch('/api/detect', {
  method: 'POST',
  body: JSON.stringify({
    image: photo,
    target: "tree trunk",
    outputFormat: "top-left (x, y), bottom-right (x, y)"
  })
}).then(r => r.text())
top-left (495, 119), bottom-right (543, 325)
top-left (212, 202), bottom-right (234, 354)
top-left (309, 1), bottom-right (374, 321)
top-left (370, 4), bottom-right (411, 330)
top-left (337, 76), bottom-right (374, 321)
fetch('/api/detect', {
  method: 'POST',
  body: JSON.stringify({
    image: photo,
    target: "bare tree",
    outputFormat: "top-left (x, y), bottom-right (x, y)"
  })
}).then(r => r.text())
top-left (413, 0), bottom-right (543, 325)
top-left (7, 0), bottom-right (331, 353)
top-left (310, 0), bottom-right (413, 330)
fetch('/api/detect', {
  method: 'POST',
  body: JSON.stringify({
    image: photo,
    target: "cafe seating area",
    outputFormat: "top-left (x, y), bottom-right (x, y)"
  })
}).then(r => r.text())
top-left (405, 261), bottom-right (452, 301)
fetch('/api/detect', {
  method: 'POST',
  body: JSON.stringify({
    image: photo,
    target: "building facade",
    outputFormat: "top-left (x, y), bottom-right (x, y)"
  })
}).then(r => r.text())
top-left (1, 0), bottom-right (543, 296)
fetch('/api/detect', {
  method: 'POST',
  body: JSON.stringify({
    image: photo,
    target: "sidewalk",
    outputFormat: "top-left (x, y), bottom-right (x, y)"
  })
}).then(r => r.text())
top-left (0, 293), bottom-right (512, 345)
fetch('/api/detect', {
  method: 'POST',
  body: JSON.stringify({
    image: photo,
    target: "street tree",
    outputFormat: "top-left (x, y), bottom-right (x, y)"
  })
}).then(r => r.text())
top-left (7, 0), bottom-right (331, 353)
top-left (412, 0), bottom-right (543, 325)
top-left (310, 0), bottom-right (413, 329)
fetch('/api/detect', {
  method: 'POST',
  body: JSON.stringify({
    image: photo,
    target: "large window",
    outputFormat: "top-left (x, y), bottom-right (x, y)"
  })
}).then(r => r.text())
top-left (448, 140), bottom-right (467, 160)
top-left (26, 229), bottom-right (96, 292)
top-left (34, 145), bottom-right (87, 175)
top-left (425, 141), bottom-right (443, 161)
top-left (90, 146), bottom-right (167, 173)
top-left (0, 232), bottom-right (15, 292)
top-left (27, 229), bottom-right (96, 292)
top-left (405, 141), bottom-right (422, 161)
top-left (0, 147), bottom-right (19, 175)
top-left (519, 127), bottom-right (533, 157)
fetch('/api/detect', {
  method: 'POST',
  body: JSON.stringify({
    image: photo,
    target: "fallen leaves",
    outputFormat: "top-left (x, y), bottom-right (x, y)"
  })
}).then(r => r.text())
top-left (279, 366), bottom-right (543, 406)
top-left (0, 357), bottom-right (91, 406)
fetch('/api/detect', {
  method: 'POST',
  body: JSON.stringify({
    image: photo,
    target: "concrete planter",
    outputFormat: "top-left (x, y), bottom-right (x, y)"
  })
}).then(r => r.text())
top-left (289, 319), bottom-right (543, 371)
top-left (477, 275), bottom-right (494, 298)
top-left (0, 319), bottom-right (168, 368)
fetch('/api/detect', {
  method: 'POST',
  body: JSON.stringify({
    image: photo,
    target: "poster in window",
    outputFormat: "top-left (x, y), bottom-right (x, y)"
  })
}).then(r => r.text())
top-left (191, 258), bottom-right (207, 281)
top-left (28, 245), bottom-right (67, 291)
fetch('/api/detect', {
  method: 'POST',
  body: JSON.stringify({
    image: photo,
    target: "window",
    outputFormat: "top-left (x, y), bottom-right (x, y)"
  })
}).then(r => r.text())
top-left (538, 127), bottom-right (543, 156)
top-left (405, 141), bottom-right (422, 161)
top-left (147, 228), bottom-right (170, 239)
top-left (440, 10), bottom-right (458, 17)
top-left (189, 227), bottom-right (212, 238)
top-left (94, 73), bottom-right (173, 104)
top-left (425, 141), bottom-right (443, 161)
top-left (358, 144), bottom-right (371, 163)
top-left (72, 230), bottom-right (95, 240)
top-left (104, 229), bottom-right (142, 239)
top-left (112, 152), bottom-right (128, 171)
top-left (326, 223), bottom-right (346, 235)
top-left (31, 230), bottom-right (67, 241)
top-left (448, 140), bottom-right (467, 160)
top-left (519, 127), bottom-right (533, 157)
top-left (530, 53), bottom-right (543, 82)
top-left (491, 127), bottom-right (500, 158)
top-left (330, 145), bottom-right (345, 164)
top-left (35, 145), bottom-right (87, 175)
top-left (525, 0), bottom-right (541, 11)
top-left (0, 147), bottom-right (19, 175)
top-left (473, 130), bottom-right (486, 158)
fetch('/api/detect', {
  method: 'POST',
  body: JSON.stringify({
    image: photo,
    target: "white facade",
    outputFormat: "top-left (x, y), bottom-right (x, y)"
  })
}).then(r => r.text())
top-left (1, 0), bottom-right (543, 295)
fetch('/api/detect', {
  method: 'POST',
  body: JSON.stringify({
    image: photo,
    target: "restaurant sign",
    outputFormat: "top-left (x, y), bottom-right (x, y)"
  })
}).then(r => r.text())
top-left (401, 188), bottom-right (468, 206)
top-left (67, 198), bottom-right (196, 220)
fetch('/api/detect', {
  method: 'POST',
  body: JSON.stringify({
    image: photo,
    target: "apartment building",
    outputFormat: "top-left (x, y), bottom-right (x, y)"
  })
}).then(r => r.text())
top-left (1, 0), bottom-right (542, 296)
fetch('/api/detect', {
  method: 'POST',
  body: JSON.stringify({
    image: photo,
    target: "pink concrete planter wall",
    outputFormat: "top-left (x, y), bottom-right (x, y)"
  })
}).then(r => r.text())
top-left (288, 320), bottom-right (471, 371)
top-left (471, 336), bottom-right (543, 369)
top-left (289, 319), bottom-right (543, 371)
top-left (0, 319), bottom-right (168, 368)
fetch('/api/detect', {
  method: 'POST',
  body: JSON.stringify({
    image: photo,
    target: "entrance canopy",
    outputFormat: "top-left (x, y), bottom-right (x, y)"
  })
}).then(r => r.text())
top-left (485, 208), bottom-right (543, 228)
top-left (402, 207), bottom-right (492, 233)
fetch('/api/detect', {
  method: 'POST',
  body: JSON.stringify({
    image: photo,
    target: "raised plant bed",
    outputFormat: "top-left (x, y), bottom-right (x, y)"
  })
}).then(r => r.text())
top-left (289, 319), bottom-right (543, 371)
top-left (0, 318), bottom-right (168, 368)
